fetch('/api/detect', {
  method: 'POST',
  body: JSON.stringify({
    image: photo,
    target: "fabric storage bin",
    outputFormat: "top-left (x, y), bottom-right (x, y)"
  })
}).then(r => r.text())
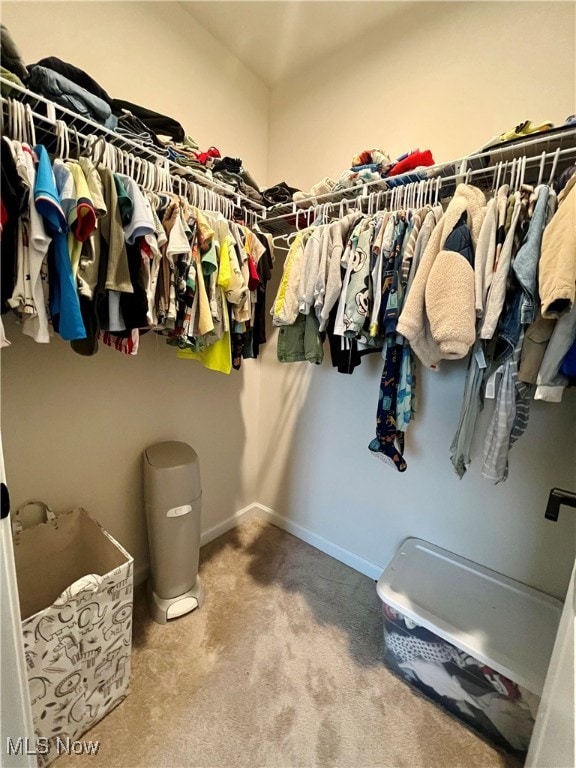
top-left (12, 504), bottom-right (134, 768)
top-left (376, 538), bottom-right (563, 757)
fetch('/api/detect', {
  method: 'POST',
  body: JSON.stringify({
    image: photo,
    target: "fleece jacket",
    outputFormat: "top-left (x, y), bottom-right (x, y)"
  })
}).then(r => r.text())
top-left (396, 184), bottom-right (486, 369)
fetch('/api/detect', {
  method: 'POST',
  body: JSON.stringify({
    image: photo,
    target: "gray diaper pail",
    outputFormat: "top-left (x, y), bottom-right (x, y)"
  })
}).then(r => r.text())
top-left (143, 441), bottom-right (205, 624)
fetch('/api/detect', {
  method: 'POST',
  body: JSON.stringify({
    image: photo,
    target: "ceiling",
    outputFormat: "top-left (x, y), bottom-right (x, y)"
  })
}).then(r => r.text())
top-left (181, 1), bottom-right (412, 86)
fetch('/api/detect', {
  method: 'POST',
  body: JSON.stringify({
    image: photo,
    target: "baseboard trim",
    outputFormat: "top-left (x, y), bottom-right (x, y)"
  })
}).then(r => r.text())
top-left (133, 504), bottom-right (259, 588)
top-left (135, 502), bottom-right (383, 587)
top-left (200, 503), bottom-right (260, 547)
top-left (250, 503), bottom-right (383, 581)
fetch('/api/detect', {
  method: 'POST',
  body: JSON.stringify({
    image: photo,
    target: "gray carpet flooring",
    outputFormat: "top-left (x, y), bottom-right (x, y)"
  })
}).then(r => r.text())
top-left (56, 520), bottom-right (521, 768)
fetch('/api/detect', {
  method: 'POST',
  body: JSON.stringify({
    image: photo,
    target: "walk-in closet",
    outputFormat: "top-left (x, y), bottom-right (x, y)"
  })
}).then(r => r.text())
top-left (1, 3), bottom-right (575, 767)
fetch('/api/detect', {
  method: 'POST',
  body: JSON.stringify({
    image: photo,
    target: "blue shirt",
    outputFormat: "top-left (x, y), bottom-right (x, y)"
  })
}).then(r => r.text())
top-left (34, 144), bottom-right (86, 341)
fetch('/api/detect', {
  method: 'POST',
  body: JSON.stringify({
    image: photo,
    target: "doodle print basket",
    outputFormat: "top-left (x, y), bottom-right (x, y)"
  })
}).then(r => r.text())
top-left (12, 504), bottom-right (134, 768)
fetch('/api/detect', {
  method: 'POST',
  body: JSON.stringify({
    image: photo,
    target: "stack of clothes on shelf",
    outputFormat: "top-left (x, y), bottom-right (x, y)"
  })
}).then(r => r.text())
top-left (0, 25), bottom-right (265, 195)
top-left (283, 147), bottom-right (437, 207)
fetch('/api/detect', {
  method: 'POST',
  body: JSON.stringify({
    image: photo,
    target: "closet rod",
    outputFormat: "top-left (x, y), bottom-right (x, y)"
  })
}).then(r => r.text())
top-left (0, 76), bottom-right (267, 216)
top-left (262, 142), bottom-right (576, 235)
top-left (1, 96), bottom-right (253, 224)
top-left (263, 126), bottom-right (576, 222)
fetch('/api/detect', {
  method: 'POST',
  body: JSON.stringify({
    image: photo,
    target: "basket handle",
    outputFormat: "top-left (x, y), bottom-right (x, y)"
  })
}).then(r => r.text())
top-left (12, 500), bottom-right (56, 536)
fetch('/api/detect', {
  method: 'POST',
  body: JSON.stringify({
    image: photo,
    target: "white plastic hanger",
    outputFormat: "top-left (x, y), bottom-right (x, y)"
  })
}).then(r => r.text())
top-left (434, 177), bottom-right (441, 206)
top-left (10, 101), bottom-right (23, 143)
top-left (518, 155), bottom-right (527, 190)
top-left (508, 158), bottom-right (517, 191)
top-left (493, 161), bottom-right (503, 192)
top-left (548, 147), bottom-right (560, 185)
top-left (24, 104), bottom-right (36, 147)
top-left (536, 151), bottom-right (547, 187)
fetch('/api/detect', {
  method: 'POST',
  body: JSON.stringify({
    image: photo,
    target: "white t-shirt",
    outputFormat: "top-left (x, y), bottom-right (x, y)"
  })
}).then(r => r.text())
top-left (7, 144), bottom-right (51, 342)
top-left (22, 146), bottom-right (51, 343)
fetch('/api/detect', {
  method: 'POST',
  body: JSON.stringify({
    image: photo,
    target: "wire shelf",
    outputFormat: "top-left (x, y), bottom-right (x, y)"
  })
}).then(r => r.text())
top-left (260, 127), bottom-right (576, 236)
top-left (0, 77), bottom-right (267, 218)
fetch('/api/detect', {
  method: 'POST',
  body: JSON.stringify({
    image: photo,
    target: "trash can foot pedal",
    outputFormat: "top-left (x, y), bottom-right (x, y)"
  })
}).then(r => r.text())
top-left (147, 576), bottom-right (205, 624)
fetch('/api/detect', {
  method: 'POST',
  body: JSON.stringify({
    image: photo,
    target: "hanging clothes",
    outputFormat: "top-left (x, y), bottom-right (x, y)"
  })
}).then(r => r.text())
top-left (396, 184), bottom-right (486, 370)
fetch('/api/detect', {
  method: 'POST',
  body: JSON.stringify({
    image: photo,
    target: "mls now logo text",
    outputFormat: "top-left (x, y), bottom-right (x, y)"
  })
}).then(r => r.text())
top-left (7, 737), bottom-right (100, 756)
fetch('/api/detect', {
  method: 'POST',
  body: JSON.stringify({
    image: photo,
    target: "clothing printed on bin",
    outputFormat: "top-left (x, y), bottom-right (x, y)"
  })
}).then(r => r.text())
top-left (384, 631), bottom-right (455, 665)
top-left (34, 144), bottom-right (86, 341)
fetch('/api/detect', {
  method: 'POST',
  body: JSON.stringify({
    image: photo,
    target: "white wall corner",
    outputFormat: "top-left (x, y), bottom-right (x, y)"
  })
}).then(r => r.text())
top-left (250, 502), bottom-right (384, 581)
top-left (200, 503), bottom-right (264, 548)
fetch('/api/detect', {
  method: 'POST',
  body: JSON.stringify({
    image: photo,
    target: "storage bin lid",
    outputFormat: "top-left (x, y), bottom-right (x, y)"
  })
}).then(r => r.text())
top-left (376, 538), bottom-right (563, 695)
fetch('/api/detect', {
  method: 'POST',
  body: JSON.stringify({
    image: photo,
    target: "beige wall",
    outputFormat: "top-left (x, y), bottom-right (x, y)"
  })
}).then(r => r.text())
top-left (261, 1), bottom-right (576, 599)
top-left (268, 1), bottom-right (576, 191)
top-left (3, 1), bottom-right (270, 186)
top-left (1, 1), bottom-right (269, 577)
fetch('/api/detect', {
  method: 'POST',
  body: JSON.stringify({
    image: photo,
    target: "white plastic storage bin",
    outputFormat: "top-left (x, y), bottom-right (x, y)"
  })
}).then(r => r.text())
top-left (376, 538), bottom-right (563, 756)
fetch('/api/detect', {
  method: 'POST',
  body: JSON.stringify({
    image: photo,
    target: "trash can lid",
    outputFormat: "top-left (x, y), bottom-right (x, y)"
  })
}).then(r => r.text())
top-left (144, 441), bottom-right (198, 469)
